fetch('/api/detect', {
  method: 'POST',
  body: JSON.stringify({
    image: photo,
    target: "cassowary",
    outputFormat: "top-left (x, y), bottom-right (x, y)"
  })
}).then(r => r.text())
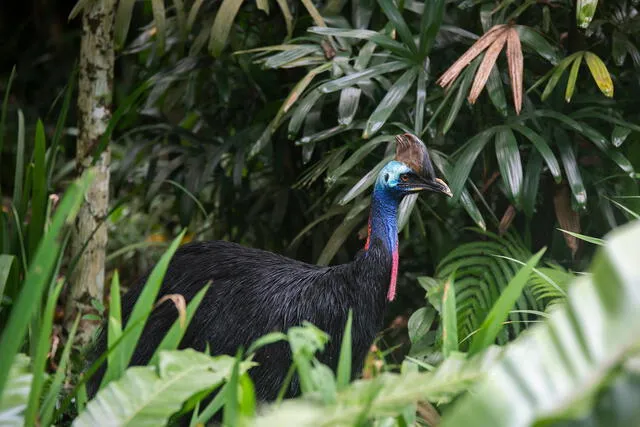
top-left (88, 133), bottom-right (452, 401)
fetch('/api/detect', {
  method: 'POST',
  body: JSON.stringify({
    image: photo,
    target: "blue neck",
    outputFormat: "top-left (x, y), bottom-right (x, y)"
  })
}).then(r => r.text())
top-left (367, 185), bottom-right (400, 254)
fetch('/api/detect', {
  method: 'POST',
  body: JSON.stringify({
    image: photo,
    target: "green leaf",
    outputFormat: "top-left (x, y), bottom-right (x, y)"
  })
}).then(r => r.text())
top-left (336, 310), bottom-right (353, 390)
top-left (494, 128), bottom-right (523, 204)
top-left (309, 27), bottom-right (412, 58)
top-left (408, 307), bottom-right (436, 347)
top-left (554, 127), bottom-right (587, 208)
top-left (209, 0), bottom-right (245, 57)
top-left (339, 155), bottom-right (393, 205)
top-left (363, 67), bottom-right (418, 138)
top-left (0, 66), bottom-right (16, 166)
top-left (262, 45), bottom-right (321, 69)
top-left (0, 255), bottom-right (13, 299)
top-left (275, 0), bottom-right (293, 38)
top-left (612, 126), bottom-right (632, 147)
top-left (151, 0), bottom-right (166, 54)
top-left (541, 53), bottom-right (581, 100)
top-left (377, 0), bottom-right (417, 53)
top-left (24, 280), bottom-right (63, 425)
top-left (565, 52), bottom-right (583, 102)
top-left (418, 0), bottom-right (445, 57)
top-left (443, 57), bottom-right (481, 134)
top-left (584, 51), bottom-right (614, 98)
top-left (469, 248), bottom-right (545, 355)
top-left (414, 68), bottom-right (427, 133)
top-left (509, 124), bottom-right (561, 182)
top-left (338, 87), bottom-right (362, 126)
top-left (558, 229), bottom-right (604, 246)
top-left (522, 152), bottom-right (543, 218)
top-left (28, 120), bottom-right (47, 262)
top-left (317, 206), bottom-right (368, 265)
top-left (442, 275), bottom-right (459, 357)
top-left (442, 222), bottom-right (640, 426)
top-left (576, 0), bottom-right (598, 29)
top-left (0, 172), bottom-right (93, 398)
top-left (449, 127), bottom-right (498, 203)
top-left (514, 25), bottom-right (561, 64)
top-left (74, 350), bottom-right (252, 427)
top-left (327, 135), bottom-right (394, 184)
top-left (114, 0), bottom-right (137, 48)
top-left (486, 66), bottom-right (508, 117)
top-left (318, 61), bottom-right (410, 94)
top-left (288, 89), bottom-right (323, 138)
top-left (0, 354), bottom-right (32, 426)
top-left (40, 315), bottom-right (80, 426)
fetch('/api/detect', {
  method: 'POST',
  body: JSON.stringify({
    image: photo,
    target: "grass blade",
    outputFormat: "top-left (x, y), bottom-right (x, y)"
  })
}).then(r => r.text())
top-left (99, 229), bottom-right (187, 389)
top-left (363, 67), bottom-right (417, 138)
top-left (336, 310), bottom-right (353, 390)
top-left (28, 120), bottom-right (47, 262)
top-left (558, 229), bottom-right (604, 246)
top-left (148, 284), bottom-right (210, 365)
top-left (442, 275), bottom-right (458, 357)
top-left (469, 248), bottom-right (545, 355)
top-left (0, 171), bottom-right (93, 398)
top-left (0, 255), bottom-right (14, 299)
top-left (24, 279), bottom-right (64, 425)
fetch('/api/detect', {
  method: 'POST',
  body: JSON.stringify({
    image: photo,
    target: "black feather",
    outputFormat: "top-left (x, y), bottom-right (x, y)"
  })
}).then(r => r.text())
top-left (88, 238), bottom-right (392, 401)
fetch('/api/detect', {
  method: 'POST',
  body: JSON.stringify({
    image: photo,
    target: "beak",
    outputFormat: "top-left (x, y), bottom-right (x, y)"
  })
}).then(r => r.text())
top-left (403, 176), bottom-right (453, 197)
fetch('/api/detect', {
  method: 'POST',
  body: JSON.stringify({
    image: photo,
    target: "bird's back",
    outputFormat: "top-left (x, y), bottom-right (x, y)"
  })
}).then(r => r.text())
top-left (89, 239), bottom-right (391, 400)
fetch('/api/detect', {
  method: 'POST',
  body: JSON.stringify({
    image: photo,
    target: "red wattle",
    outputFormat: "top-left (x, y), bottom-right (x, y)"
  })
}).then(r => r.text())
top-left (387, 248), bottom-right (398, 301)
top-left (364, 218), bottom-right (372, 250)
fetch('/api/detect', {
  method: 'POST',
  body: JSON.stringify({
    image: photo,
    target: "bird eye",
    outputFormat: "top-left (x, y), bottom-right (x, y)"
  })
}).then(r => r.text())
top-left (385, 173), bottom-right (390, 182)
top-left (400, 174), bottom-right (409, 182)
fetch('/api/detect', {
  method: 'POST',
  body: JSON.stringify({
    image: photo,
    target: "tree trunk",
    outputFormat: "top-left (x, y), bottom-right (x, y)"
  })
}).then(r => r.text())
top-left (66, 0), bottom-right (117, 345)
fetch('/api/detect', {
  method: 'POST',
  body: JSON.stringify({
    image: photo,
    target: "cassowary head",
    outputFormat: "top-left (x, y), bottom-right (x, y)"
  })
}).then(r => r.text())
top-left (376, 133), bottom-right (452, 198)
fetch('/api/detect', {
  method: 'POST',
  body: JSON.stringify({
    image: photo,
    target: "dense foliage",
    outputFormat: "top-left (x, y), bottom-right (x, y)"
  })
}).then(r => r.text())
top-left (1, 0), bottom-right (640, 425)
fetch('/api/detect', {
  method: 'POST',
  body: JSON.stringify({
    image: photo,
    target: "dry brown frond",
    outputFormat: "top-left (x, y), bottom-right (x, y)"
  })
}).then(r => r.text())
top-left (499, 204), bottom-right (517, 235)
top-left (506, 27), bottom-right (523, 114)
top-left (554, 184), bottom-right (581, 258)
top-left (468, 31), bottom-right (508, 104)
top-left (437, 25), bottom-right (508, 88)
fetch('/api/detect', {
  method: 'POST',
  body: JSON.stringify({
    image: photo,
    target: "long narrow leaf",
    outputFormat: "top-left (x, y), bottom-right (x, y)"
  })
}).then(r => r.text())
top-left (336, 310), bottom-right (353, 390)
top-left (442, 275), bottom-right (459, 357)
top-left (494, 128), bottom-right (523, 203)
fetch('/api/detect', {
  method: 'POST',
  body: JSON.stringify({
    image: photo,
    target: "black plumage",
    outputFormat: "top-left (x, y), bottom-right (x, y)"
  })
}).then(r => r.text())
top-left (87, 133), bottom-right (451, 403)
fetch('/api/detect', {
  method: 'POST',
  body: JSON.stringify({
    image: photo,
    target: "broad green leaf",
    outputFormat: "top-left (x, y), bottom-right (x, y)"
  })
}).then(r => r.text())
top-left (443, 57), bottom-right (481, 134)
top-left (442, 222), bottom-right (640, 426)
top-left (309, 27), bottom-right (412, 57)
top-left (0, 255), bottom-right (13, 299)
top-left (554, 127), bottom-right (587, 208)
top-left (338, 87), bottom-right (362, 126)
top-left (469, 248), bottom-right (545, 354)
top-left (449, 127), bottom-right (498, 203)
top-left (612, 126), bottom-right (632, 147)
top-left (486, 66), bottom-right (507, 116)
top-left (327, 135), bottom-right (394, 184)
top-left (151, 0), bottom-right (166, 54)
top-left (363, 67), bottom-right (418, 138)
top-left (418, 0), bottom-right (445, 57)
top-left (318, 61), bottom-right (410, 94)
top-left (576, 0), bottom-right (598, 28)
top-left (336, 311), bottom-right (353, 390)
top-left (0, 354), bottom-right (32, 426)
top-left (339, 155), bottom-right (393, 205)
top-left (584, 51), bottom-right (614, 98)
top-left (28, 120), bottom-right (47, 262)
top-left (0, 172), bottom-right (93, 398)
top-left (209, 0), bottom-right (245, 57)
top-left (514, 25), bottom-right (561, 64)
top-left (541, 53), bottom-right (581, 100)
top-left (494, 128), bottom-right (523, 204)
top-left (114, 0), bottom-right (137, 48)
top-left (522, 152), bottom-right (543, 218)
top-left (408, 307), bottom-right (436, 345)
top-left (442, 275), bottom-right (459, 357)
top-left (509, 124), bottom-right (561, 182)
top-left (74, 351), bottom-right (253, 427)
top-left (378, 0), bottom-right (417, 53)
top-left (565, 52), bottom-right (583, 102)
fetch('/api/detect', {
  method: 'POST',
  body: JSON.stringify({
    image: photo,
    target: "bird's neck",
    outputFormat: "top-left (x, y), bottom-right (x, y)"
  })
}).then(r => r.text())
top-left (364, 186), bottom-right (400, 301)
